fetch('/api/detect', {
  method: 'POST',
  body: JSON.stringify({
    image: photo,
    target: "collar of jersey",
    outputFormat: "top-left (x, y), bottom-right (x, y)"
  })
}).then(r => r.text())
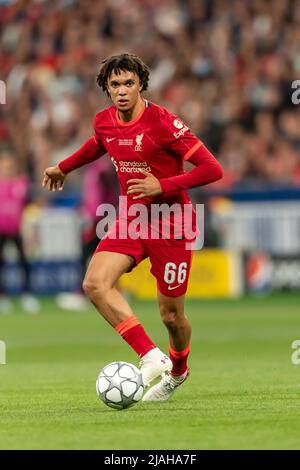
top-left (115, 99), bottom-right (148, 127)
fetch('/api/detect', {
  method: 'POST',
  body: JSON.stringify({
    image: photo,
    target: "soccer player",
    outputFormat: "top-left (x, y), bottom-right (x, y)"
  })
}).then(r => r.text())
top-left (42, 53), bottom-right (222, 401)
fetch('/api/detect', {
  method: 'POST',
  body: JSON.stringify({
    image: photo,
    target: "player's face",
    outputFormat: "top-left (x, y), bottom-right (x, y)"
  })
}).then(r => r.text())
top-left (107, 70), bottom-right (142, 112)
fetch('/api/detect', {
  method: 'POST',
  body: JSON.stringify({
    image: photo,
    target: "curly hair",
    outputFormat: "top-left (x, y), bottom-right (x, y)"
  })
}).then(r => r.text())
top-left (96, 53), bottom-right (150, 95)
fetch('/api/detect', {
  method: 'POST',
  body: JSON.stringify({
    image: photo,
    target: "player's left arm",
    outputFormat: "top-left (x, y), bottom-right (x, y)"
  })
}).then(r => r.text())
top-left (159, 142), bottom-right (223, 194)
top-left (127, 143), bottom-right (222, 199)
top-left (127, 109), bottom-right (222, 199)
top-left (127, 145), bottom-right (223, 199)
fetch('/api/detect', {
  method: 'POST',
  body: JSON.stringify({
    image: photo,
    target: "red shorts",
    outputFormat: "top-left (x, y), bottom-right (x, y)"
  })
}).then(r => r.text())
top-left (95, 222), bottom-right (194, 297)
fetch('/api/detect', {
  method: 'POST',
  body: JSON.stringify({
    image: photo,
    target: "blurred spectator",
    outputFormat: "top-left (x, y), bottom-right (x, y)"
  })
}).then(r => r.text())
top-left (0, 0), bottom-right (300, 199)
top-left (0, 150), bottom-right (40, 312)
top-left (56, 157), bottom-right (119, 310)
top-left (81, 157), bottom-right (119, 268)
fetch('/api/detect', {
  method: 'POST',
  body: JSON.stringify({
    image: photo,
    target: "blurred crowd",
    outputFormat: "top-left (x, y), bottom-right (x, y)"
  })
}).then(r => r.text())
top-left (1, 0), bottom-right (300, 198)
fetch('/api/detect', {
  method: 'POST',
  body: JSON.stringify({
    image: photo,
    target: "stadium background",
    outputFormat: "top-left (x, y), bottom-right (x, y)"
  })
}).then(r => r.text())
top-left (1, 0), bottom-right (300, 450)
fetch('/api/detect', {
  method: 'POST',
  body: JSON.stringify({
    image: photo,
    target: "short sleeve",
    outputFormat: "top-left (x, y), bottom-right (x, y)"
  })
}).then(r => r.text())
top-left (158, 108), bottom-right (203, 161)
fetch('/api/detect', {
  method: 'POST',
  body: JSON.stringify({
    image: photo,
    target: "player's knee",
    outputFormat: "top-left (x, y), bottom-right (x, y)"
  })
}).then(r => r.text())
top-left (82, 274), bottom-right (110, 299)
top-left (82, 277), bottom-right (96, 299)
top-left (159, 304), bottom-right (182, 328)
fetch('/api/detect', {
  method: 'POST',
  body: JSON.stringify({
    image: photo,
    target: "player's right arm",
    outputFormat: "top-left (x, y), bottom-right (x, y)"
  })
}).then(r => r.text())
top-left (42, 165), bottom-right (66, 192)
top-left (42, 136), bottom-right (105, 192)
top-left (42, 114), bottom-right (107, 192)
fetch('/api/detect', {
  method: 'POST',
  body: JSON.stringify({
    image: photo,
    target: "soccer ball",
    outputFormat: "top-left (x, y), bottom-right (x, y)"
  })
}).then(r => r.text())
top-left (96, 361), bottom-right (144, 410)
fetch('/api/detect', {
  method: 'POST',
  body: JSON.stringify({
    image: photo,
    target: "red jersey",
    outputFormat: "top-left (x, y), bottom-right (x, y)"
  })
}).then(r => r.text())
top-left (93, 99), bottom-right (201, 239)
top-left (59, 99), bottom-right (222, 240)
top-left (93, 99), bottom-right (200, 207)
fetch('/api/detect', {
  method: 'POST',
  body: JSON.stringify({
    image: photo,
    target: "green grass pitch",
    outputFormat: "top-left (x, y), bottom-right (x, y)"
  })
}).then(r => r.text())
top-left (0, 294), bottom-right (300, 450)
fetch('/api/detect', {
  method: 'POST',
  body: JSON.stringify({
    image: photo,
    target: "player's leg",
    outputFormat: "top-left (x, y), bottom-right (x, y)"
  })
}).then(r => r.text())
top-left (142, 239), bottom-right (193, 401)
top-left (143, 292), bottom-right (190, 401)
top-left (83, 251), bottom-right (136, 326)
top-left (83, 250), bottom-right (171, 385)
top-left (157, 291), bottom-right (191, 376)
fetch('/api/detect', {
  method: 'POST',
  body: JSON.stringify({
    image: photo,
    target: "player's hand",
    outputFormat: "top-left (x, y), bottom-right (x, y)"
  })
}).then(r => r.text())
top-left (42, 166), bottom-right (66, 192)
top-left (127, 170), bottom-right (162, 200)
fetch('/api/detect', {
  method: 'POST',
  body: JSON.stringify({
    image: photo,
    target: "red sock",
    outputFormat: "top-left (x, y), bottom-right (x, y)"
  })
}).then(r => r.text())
top-left (115, 316), bottom-right (156, 358)
top-left (169, 343), bottom-right (190, 376)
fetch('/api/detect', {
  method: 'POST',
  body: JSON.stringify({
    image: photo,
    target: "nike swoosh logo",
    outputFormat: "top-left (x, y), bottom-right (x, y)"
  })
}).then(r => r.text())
top-left (167, 284), bottom-right (182, 291)
top-left (106, 137), bottom-right (115, 142)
